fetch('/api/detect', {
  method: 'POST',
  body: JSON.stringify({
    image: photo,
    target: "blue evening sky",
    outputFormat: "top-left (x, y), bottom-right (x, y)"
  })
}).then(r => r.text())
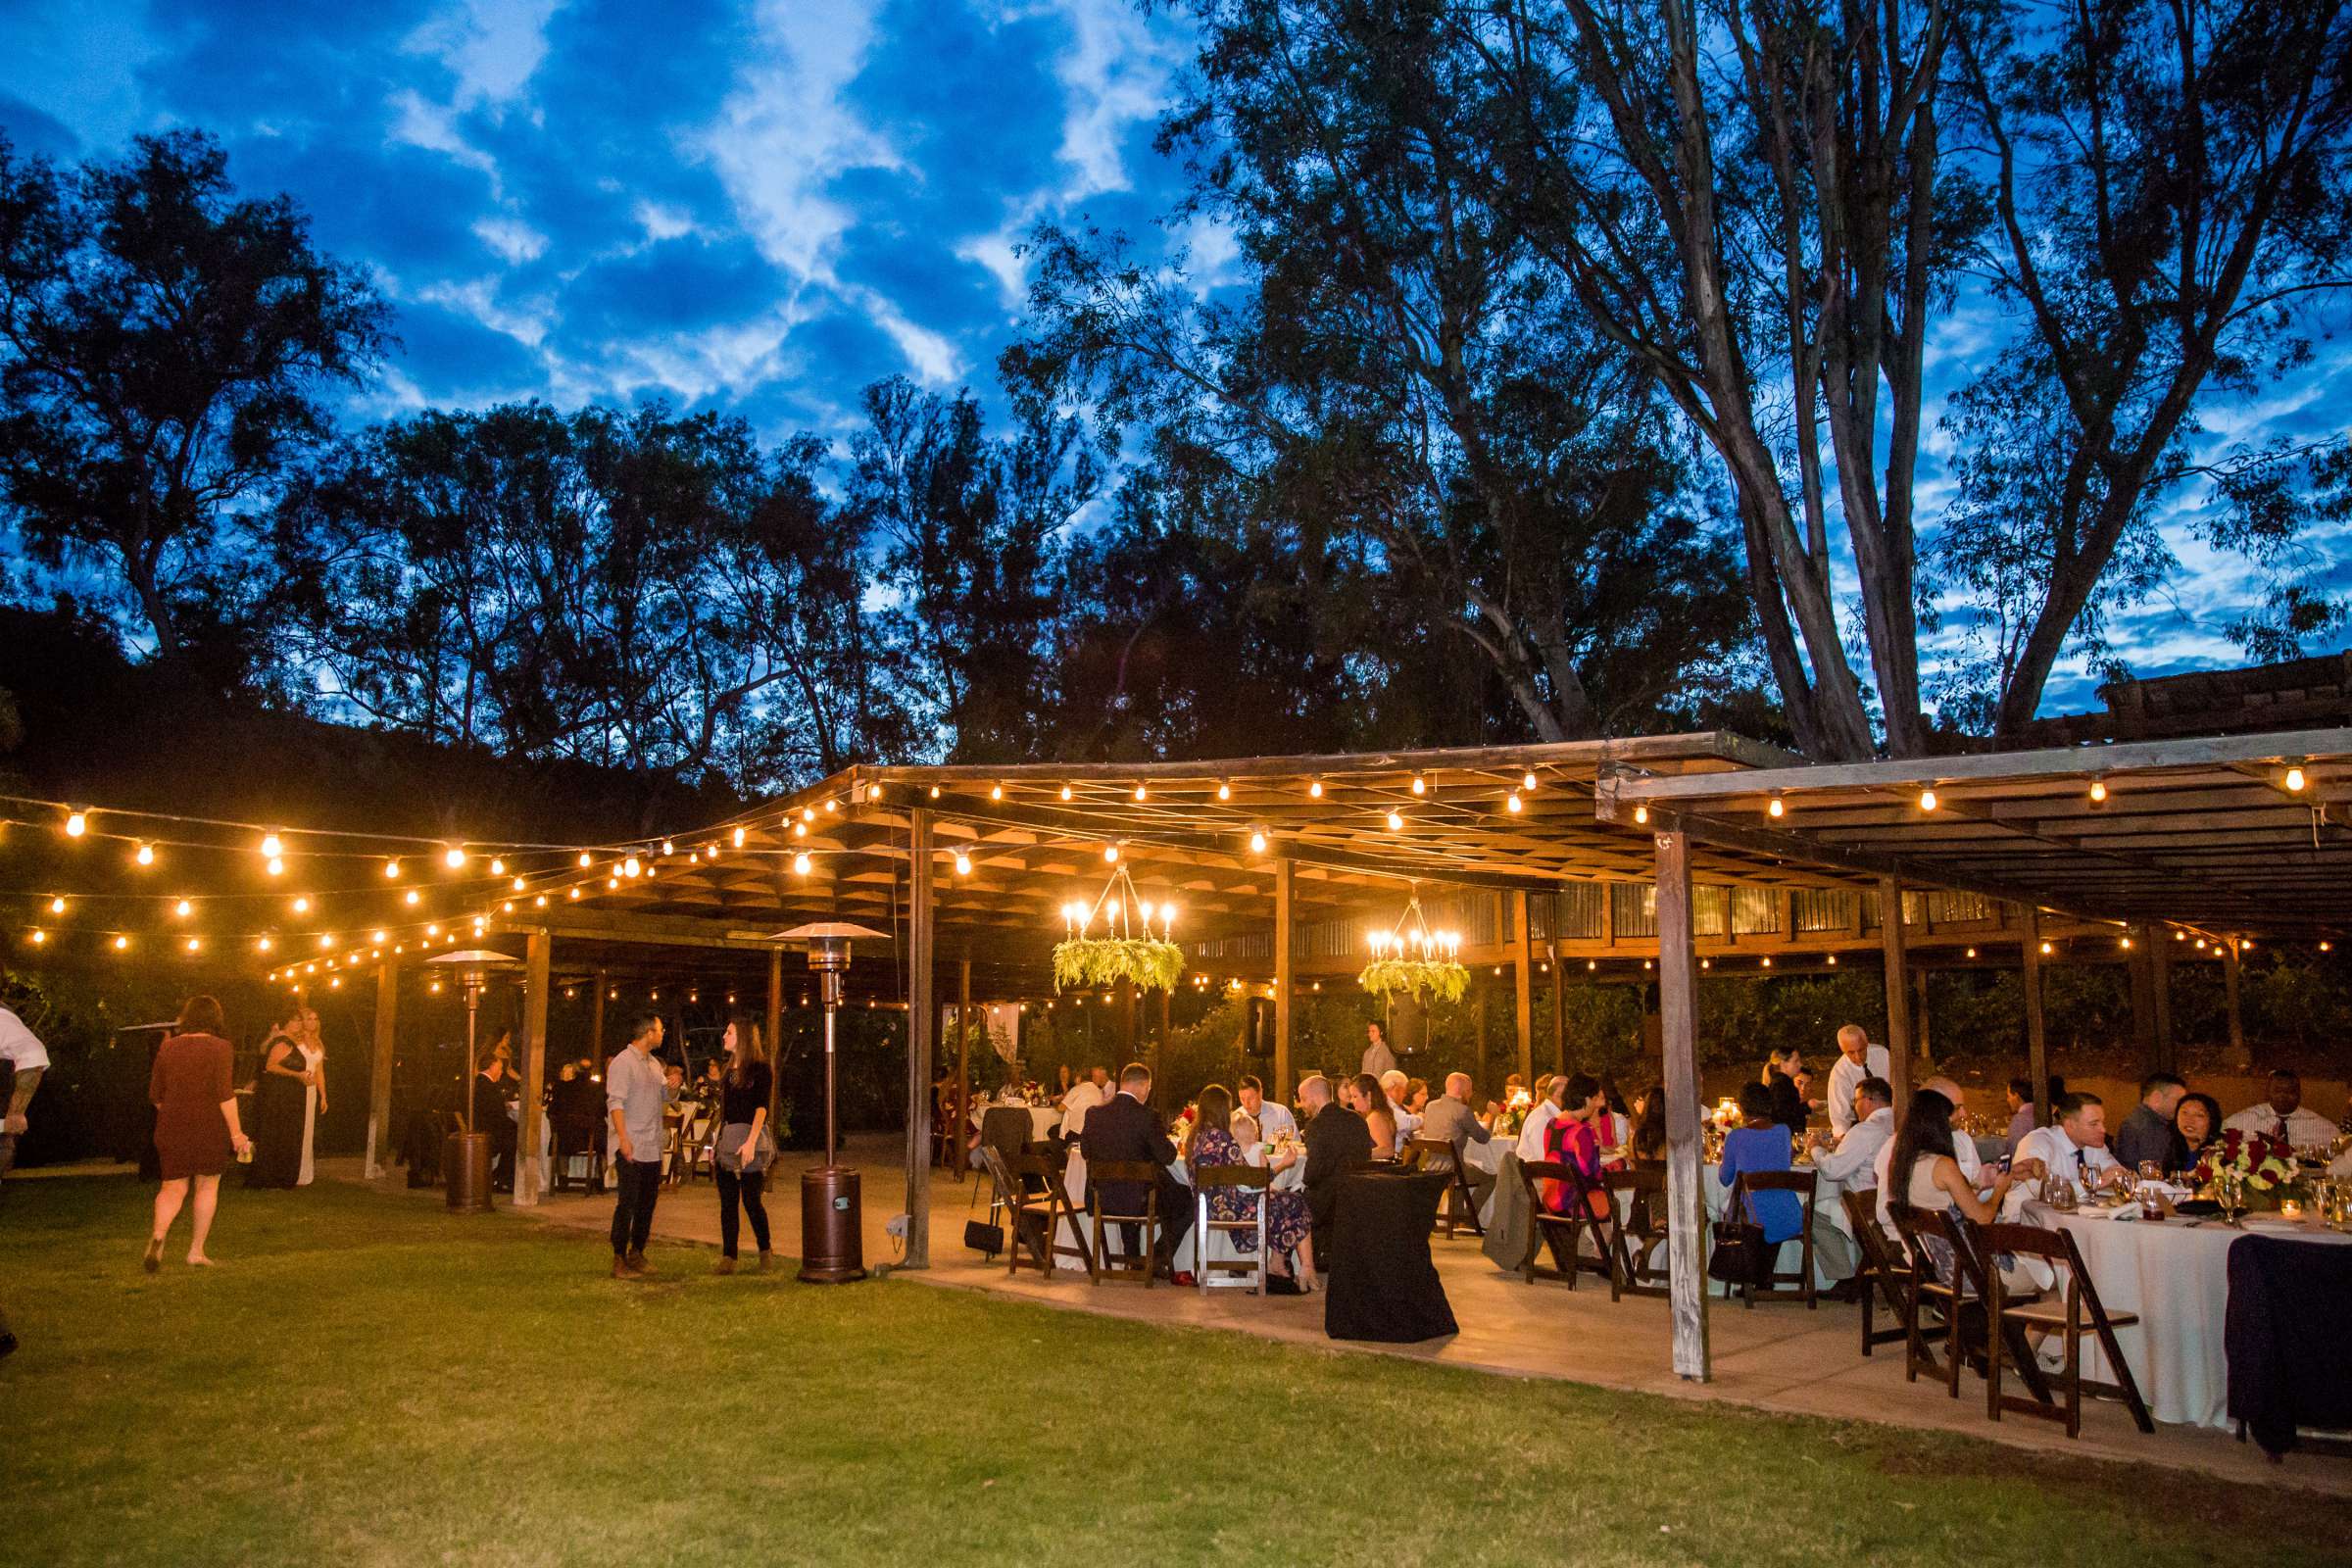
top-left (1, 0), bottom-right (2343, 716)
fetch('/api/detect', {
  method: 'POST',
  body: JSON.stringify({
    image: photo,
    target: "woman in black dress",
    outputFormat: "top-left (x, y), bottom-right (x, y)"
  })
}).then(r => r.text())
top-left (711, 1010), bottom-right (774, 1274)
top-left (244, 1005), bottom-right (308, 1189)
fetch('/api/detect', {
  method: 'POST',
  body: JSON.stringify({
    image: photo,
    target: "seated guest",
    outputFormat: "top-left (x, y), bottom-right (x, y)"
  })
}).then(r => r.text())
top-left (1189, 1083), bottom-right (1317, 1292)
top-left (1595, 1078), bottom-right (1633, 1157)
top-left (1887, 1087), bottom-right (2025, 1229)
top-left (1542, 1073), bottom-right (1613, 1217)
top-left (1404, 1077), bottom-right (1430, 1116)
top-left (2112, 1073), bottom-right (2186, 1171)
top-left (1768, 1065), bottom-right (1809, 1138)
top-left (1352, 1072), bottom-right (1397, 1159)
top-left (2014, 1092), bottom-right (2129, 1199)
top-left (1232, 1074), bottom-right (1297, 1146)
top-left (1873, 1077), bottom-right (1988, 1233)
top-left (1057, 1069), bottom-right (1105, 1149)
top-left (1808, 1076), bottom-right (1894, 1188)
top-left (1299, 1074), bottom-right (1372, 1259)
top-left (2224, 1070), bottom-right (2338, 1147)
top-left (1383, 1069), bottom-right (1421, 1150)
top-left (1517, 1074), bottom-right (1562, 1163)
top-left (1631, 1084), bottom-right (1670, 1166)
top-left (2003, 1077), bottom-right (2037, 1151)
top-left (1078, 1062), bottom-right (1195, 1279)
top-left (1718, 1083), bottom-right (1802, 1248)
top-left (1417, 1072), bottom-right (1495, 1207)
top-left (2168, 1091), bottom-right (2223, 1176)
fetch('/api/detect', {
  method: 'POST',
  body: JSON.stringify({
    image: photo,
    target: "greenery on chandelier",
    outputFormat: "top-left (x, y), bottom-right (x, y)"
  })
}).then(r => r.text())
top-left (1052, 937), bottom-right (1187, 995)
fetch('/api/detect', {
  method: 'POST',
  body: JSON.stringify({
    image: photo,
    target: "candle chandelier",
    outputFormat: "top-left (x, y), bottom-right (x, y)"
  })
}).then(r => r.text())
top-left (1052, 860), bottom-right (1184, 993)
top-left (1357, 892), bottom-right (1469, 1003)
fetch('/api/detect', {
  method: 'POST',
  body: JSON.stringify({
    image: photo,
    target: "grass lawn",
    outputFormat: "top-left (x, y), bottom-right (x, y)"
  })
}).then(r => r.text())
top-left (6, 1175), bottom-right (2347, 1567)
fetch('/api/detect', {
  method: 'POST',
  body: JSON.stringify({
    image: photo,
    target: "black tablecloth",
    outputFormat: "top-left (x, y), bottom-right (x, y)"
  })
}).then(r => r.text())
top-left (2227, 1234), bottom-right (2352, 1456)
top-left (1325, 1168), bottom-right (1456, 1343)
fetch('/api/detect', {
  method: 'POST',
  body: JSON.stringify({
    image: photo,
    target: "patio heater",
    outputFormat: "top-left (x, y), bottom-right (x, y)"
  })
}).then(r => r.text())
top-left (426, 949), bottom-right (519, 1212)
top-left (774, 921), bottom-right (888, 1283)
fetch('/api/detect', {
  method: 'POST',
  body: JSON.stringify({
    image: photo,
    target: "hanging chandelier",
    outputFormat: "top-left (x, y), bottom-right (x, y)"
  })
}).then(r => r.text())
top-left (1356, 892), bottom-right (1468, 1003)
top-left (1053, 861), bottom-right (1185, 992)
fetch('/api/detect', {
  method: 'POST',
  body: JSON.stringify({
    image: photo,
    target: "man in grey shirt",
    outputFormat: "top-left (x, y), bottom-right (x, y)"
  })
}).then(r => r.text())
top-left (1417, 1072), bottom-right (1495, 1210)
top-left (607, 1011), bottom-right (672, 1278)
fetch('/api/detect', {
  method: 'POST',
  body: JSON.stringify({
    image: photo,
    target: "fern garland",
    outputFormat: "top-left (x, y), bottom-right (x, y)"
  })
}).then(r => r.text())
top-left (1054, 937), bottom-right (1187, 994)
top-left (1356, 956), bottom-right (1470, 1004)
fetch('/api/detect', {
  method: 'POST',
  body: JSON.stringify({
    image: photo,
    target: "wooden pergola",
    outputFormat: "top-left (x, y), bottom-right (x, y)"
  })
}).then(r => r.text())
top-left (352, 725), bottom-right (2349, 1382)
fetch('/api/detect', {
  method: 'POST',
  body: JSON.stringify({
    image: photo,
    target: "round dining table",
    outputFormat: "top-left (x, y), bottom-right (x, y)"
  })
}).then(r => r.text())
top-left (2048, 1206), bottom-right (2352, 1429)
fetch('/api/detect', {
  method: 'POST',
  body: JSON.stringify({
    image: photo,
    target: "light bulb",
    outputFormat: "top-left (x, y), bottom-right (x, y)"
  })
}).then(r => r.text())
top-left (47, 896), bottom-right (65, 914)
top-left (175, 899), bottom-right (193, 917)
top-left (2284, 765), bottom-right (2307, 791)
top-left (1768, 797), bottom-right (1785, 818)
top-left (65, 811), bottom-right (86, 837)
top-left (444, 846), bottom-right (467, 868)
top-left (28, 929), bottom-right (43, 945)
top-left (990, 785), bottom-right (1003, 801)
top-left (267, 857), bottom-right (285, 876)
top-left (512, 876), bottom-right (525, 892)
top-left (404, 889), bottom-right (419, 906)
top-left (489, 858), bottom-right (505, 876)
top-left (1308, 781), bottom-right (1323, 798)
top-left (578, 852), bottom-right (593, 868)
top-left (1249, 831), bottom-right (1267, 854)
top-left (135, 843), bottom-right (155, 865)
top-left (1918, 789), bottom-right (1938, 811)
top-left (1634, 806), bottom-right (1648, 824)
top-left (1410, 776), bottom-right (1425, 795)
top-left (114, 935), bottom-right (129, 951)
top-left (732, 826), bottom-right (747, 848)
top-left (1060, 785), bottom-right (1073, 801)
top-left (1505, 792), bottom-right (1523, 813)
top-left (1103, 846), bottom-right (1119, 863)
top-left (1386, 810), bottom-right (1403, 831)
top-left (793, 853), bottom-right (811, 874)
top-left (955, 854), bottom-right (971, 876)
top-left (661, 841), bottom-right (674, 856)
top-left (1522, 771), bottom-right (1538, 791)
top-left (385, 858), bottom-right (401, 878)
top-left (623, 856), bottom-right (642, 877)
top-left (318, 934), bottom-right (333, 949)
top-left (1216, 783), bottom-right (1231, 801)
top-left (258, 936), bottom-right (272, 952)
top-left (1826, 954), bottom-right (1837, 965)
top-left (1133, 784), bottom-right (1147, 802)
top-left (2088, 779), bottom-right (2107, 804)
top-left (371, 930), bottom-right (387, 944)
top-left (185, 937), bottom-right (200, 953)
top-left (261, 833), bottom-right (283, 858)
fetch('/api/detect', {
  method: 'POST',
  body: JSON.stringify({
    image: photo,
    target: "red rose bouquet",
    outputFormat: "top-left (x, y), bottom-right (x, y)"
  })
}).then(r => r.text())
top-left (2192, 1127), bottom-right (2297, 1193)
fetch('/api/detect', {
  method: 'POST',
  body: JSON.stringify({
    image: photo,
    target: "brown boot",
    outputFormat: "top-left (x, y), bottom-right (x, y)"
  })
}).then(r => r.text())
top-left (626, 1250), bottom-right (654, 1275)
top-left (757, 1250), bottom-right (772, 1272)
top-left (713, 1256), bottom-right (736, 1276)
top-left (612, 1254), bottom-right (638, 1279)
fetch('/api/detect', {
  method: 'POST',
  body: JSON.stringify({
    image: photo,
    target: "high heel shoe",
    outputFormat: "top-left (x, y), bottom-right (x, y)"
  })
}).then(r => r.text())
top-left (142, 1238), bottom-right (163, 1274)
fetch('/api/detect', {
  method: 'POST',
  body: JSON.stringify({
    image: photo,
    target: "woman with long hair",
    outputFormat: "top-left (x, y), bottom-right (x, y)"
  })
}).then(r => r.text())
top-left (2168, 1092), bottom-right (2224, 1176)
top-left (244, 1004), bottom-right (309, 1189)
top-left (1631, 1084), bottom-right (1670, 1165)
top-left (146, 997), bottom-right (250, 1270)
top-left (711, 1010), bottom-right (774, 1274)
top-left (1189, 1083), bottom-right (1318, 1292)
top-left (1887, 1089), bottom-right (2022, 1226)
top-left (1351, 1072), bottom-right (1396, 1159)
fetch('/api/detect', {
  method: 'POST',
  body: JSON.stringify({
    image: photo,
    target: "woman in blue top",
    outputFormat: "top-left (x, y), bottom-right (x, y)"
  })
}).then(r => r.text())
top-left (1718, 1082), bottom-right (1802, 1245)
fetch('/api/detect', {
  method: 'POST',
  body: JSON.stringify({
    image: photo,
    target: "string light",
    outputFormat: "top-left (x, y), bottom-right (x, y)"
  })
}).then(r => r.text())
top-left (2088, 779), bottom-right (2107, 804)
top-left (2040, 940), bottom-right (2055, 955)
top-left (291, 896), bottom-right (311, 915)
top-left (533, 895), bottom-right (547, 907)
top-left (732, 826), bottom-right (747, 848)
top-left (258, 936), bottom-right (272, 953)
top-left (1826, 954), bottom-right (1837, 965)
top-left (174, 899), bottom-right (193, 918)
top-left (1103, 845), bottom-right (1119, 863)
top-left (578, 852), bottom-right (593, 868)
top-left (1249, 830), bottom-right (1267, 854)
top-left (404, 889), bottom-right (420, 906)
top-left (1918, 789), bottom-right (1939, 811)
top-left (65, 811), bottom-right (86, 837)
top-left (2284, 765), bottom-right (2307, 792)
top-left (793, 822), bottom-right (807, 838)
top-left (27, 928), bottom-right (43, 945)
top-left (622, 856), bottom-right (642, 878)
top-left (1386, 810), bottom-right (1404, 831)
top-left (1768, 796), bottom-right (1785, 818)
top-left (990, 785), bottom-right (1004, 801)
top-left (260, 833), bottom-right (283, 858)
top-left (384, 858), bottom-right (401, 878)
top-left (1965, 947), bottom-right (1978, 958)
top-left (1634, 806), bottom-right (1648, 825)
top-left (1505, 792), bottom-right (1523, 813)
top-left (134, 843), bottom-right (155, 866)
top-left (184, 937), bottom-right (201, 953)
top-left (954, 853), bottom-right (972, 876)
top-left (512, 876), bottom-right (525, 892)
top-left (661, 841), bottom-right (675, 856)
top-left (370, 930), bottom-right (387, 944)
top-left (1133, 784), bottom-right (1147, 802)
top-left (47, 896), bottom-right (65, 915)
top-left (2120, 935), bottom-right (2132, 949)
top-left (1761, 956), bottom-right (1772, 967)
top-left (1060, 785), bottom-right (1073, 801)
top-left (793, 853), bottom-right (811, 875)
top-left (444, 846), bottom-right (467, 868)
top-left (1522, 771), bottom-right (1538, 791)
top-left (489, 858), bottom-right (505, 876)
top-left (1308, 780), bottom-right (1323, 798)
top-left (114, 935), bottom-right (129, 951)
top-left (1410, 776), bottom-right (1426, 795)
top-left (568, 888), bottom-right (581, 901)
top-left (266, 857), bottom-right (285, 876)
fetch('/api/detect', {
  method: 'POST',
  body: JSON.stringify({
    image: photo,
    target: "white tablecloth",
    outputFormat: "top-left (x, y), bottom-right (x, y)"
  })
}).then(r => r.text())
top-left (2051, 1209), bottom-right (2352, 1429)
top-left (969, 1102), bottom-right (1061, 1141)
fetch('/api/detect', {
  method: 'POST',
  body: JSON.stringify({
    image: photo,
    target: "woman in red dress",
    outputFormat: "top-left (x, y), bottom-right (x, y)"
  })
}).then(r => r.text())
top-left (145, 996), bottom-right (251, 1271)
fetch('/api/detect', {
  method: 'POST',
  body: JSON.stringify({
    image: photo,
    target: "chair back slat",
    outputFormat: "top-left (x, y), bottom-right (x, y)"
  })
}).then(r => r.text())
top-left (1193, 1163), bottom-right (1270, 1190)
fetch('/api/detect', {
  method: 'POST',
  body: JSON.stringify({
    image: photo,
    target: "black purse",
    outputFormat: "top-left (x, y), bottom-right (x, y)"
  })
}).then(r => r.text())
top-left (1707, 1185), bottom-right (1769, 1285)
top-left (964, 1219), bottom-right (1004, 1257)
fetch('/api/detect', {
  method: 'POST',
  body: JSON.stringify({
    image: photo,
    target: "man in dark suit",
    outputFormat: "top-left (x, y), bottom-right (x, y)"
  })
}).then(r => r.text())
top-left (1079, 1062), bottom-right (1196, 1278)
top-left (1300, 1073), bottom-right (1372, 1259)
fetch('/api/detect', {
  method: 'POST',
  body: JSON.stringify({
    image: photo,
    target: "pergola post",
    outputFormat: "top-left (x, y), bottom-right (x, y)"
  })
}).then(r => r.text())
top-left (1655, 827), bottom-right (1709, 1382)
top-left (1912, 968), bottom-right (1933, 1071)
top-left (2021, 906), bottom-right (2049, 1129)
top-left (514, 929), bottom-right (552, 1206)
top-left (1273, 858), bottom-right (1295, 1098)
top-left (2224, 938), bottom-right (2248, 1068)
top-left (1548, 940), bottom-right (1566, 1075)
top-left (364, 956), bottom-right (399, 1180)
top-left (764, 947), bottom-right (784, 1128)
top-left (905, 808), bottom-right (935, 1270)
top-left (1512, 891), bottom-right (1536, 1085)
top-left (590, 970), bottom-right (608, 1063)
top-left (1878, 876), bottom-right (1914, 1107)
top-left (2150, 934), bottom-right (2176, 1075)
top-left (956, 957), bottom-right (972, 1174)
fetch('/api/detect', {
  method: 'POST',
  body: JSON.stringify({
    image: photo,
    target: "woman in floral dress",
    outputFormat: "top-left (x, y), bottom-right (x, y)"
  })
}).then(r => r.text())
top-left (1190, 1083), bottom-right (1318, 1292)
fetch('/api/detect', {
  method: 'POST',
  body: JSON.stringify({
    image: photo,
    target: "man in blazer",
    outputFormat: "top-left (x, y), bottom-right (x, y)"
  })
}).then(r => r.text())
top-left (1300, 1073), bottom-right (1373, 1259)
top-left (1079, 1061), bottom-right (1195, 1275)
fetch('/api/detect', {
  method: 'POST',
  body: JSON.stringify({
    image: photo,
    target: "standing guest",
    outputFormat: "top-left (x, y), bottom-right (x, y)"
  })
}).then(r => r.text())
top-left (1189, 1084), bottom-right (1317, 1292)
top-left (2169, 1092), bottom-right (2224, 1176)
top-left (1382, 1069), bottom-right (1421, 1151)
top-left (244, 1006), bottom-right (311, 1189)
top-left (1808, 1077), bottom-right (1895, 1189)
top-left (1353, 1072), bottom-right (1398, 1159)
top-left (2223, 1070), bottom-right (2338, 1147)
top-left (472, 1054), bottom-right (520, 1194)
top-left (1418, 1072), bottom-right (1494, 1208)
top-left (0, 1002), bottom-right (48, 1189)
top-left (1517, 1075), bottom-right (1564, 1163)
top-left (2014, 1093), bottom-right (2129, 1199)
top-left (1360, 1021), bottom-right (1397, 1080)
top-left (606, 1012), bottom-right (670, 1279)
top-left (2112, 1073), bottom-right (2187, 1171)
top-left (1299, 1074), bottom-right (1372, 1261)
top-left (1079, 1062), bottom-right (1194, 1281)
top-left (1761, 1048), bottom-right (1798, 1088)
top-left (1631, 1084), bottom-right (1670, 1166)
top-left (711, 1011), bottom-right (773, 1275)
top-left (292, 1006), bottom-right (327, 1184)
top-left (1718, 1083), bottom-right (1802, 1250)
top-left (2003, 1077), bottom-right (2038, 1150)
top-left (1826, 1026), bottom-right (1891, 1138)
top-left (144, 997), bottom-right (251, 1271)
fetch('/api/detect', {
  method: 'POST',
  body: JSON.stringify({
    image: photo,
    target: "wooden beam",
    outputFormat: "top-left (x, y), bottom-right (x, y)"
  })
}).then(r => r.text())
top-left (1913, 967), bottom-right (1933, 1074)
top-left (1512, 891), bottom-right (1535, 1084)
top-left (364, 956), bottom-right (399, 1181)
top-left (2021, 907), bottom-right (2048, 1130)
top-left (590, 971), bottom-right (607, 1062)
top-left (1655, 828), bottom-right (1709, 1382)
top-left (1548, 940), bottom-right (1566, 1075)
top-left (1879, 877), bottom-right (1913, 1108)
top-left (514, 929), bottom-right (552, 1206)
top-left (1273, 858), bottom-right (1295, 1098)
top-left (905, 809), bottom-right (935, 1270)
top-left (2225, 938), bottom-right (2247, 1068)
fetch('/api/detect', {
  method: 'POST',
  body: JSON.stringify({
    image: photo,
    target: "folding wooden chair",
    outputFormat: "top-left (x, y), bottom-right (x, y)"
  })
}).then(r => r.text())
top-left (1979, 1221), bottom-right (2153, 1438)
top-left (1604, 1168), bottom-right (1672, 1299)
top-left (1727, 1169), bottom-right (1818, 1308)
top-left (1406, 1137), bottom-right (1486, 1239)
top-left (1004, 1151), bottom-right (1095, 1282)
top-left (1886, 1200), bottom-right (1975, 1396)
top-left (1192, 1163), bottom-right (1270, 1294)
top-left (934, 1085), bottom-right (967, 1180)
top-left (1087, 1158), bottom-right (1162, 1287)
top-left (1517, 1160), bottom-right (1616, 1291)
top-left (1842, 1189), bottom-right (1921, 1357)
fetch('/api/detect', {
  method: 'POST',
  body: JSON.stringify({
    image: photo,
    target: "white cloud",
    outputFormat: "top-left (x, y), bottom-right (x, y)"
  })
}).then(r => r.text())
top-left (406, 0), bottom-right (565, 115)
top-left (388, 88), bottom-right (503, 192)
top-left (472, 215), bottom-right (548, 265)
top-left (1046, 0), bottom-right (1176, 200)
top-left (851, 287), bottom-right (963, 386)
top-left (633, 201), bottom-right (698, 242)
top-left (416, 275), bottom-right (554, 348)
top-left (956, 222), bottom-right (1033, 312)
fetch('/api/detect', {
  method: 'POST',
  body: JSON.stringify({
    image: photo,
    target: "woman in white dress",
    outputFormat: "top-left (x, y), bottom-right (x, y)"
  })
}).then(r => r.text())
top-left (294, 1006), bottom-right (327, 1186)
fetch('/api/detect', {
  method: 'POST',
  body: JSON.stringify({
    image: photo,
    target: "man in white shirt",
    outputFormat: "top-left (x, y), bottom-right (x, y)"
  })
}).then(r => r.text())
top-left (1359, 1022), bottom-right (1397, 1080)
top-left (1875, 1077), bottom-right (1985, 1233)
top-left (2014, 1092), bottom-right (2128, 1200)
top-left (1059, 1072), bottom-right (1105, 1144)
top-left (0, 1003), bottom-right (52, 1188)
top-left (1232, 1074), bottom-right (1298, 1144)
top-left (1826, 1024), bottom-right (1891, 1139)
top-left (1381, 1069), bottom-right (1421, 1150)
top-left (1810, 1076), bottom-right (1894, 1188)
top-left (2223, 1070), bottom-right (2339, 1149)
top-left (1517, 1075), bottom-right (1564, 1162)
